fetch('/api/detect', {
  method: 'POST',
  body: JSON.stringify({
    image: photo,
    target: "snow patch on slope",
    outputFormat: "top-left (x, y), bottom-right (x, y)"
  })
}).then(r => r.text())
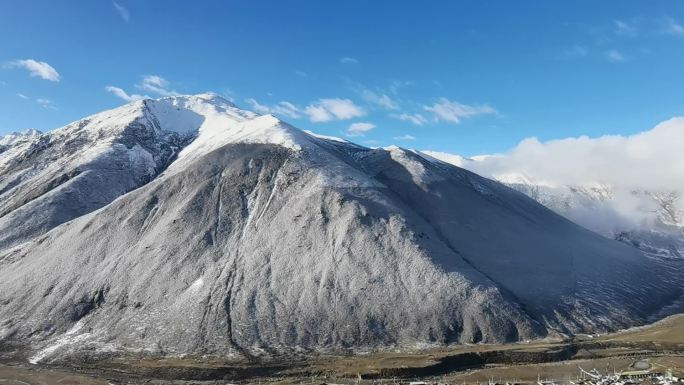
top-left (303, 130), bottom-right (348, 143)
top-left (169, 114), bottom-right (305, 172)
top-left (28, 320), bottom-right (90, 364)
top-left (388, 146), bottom-right (444, 185)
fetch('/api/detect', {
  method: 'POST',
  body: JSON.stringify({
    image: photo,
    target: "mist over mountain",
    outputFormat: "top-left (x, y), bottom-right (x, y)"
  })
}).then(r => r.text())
top-left (0, 95), bottom-right (682, 364)
top-left (423, 121), bottom-right (684, 259)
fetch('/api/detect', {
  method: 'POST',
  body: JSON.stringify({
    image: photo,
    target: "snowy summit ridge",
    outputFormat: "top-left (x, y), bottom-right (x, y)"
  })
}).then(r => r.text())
top-left (0, 93), bottom-right (337, 249)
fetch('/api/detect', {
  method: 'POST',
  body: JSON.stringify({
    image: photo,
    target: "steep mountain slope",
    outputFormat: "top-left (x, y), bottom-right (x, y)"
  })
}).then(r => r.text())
top-left (0, 95), bottom-right (681, 364)
top-left (422, 151), bottom-right (684, 259)
top-left (0, 94), bottom-right (250, 250)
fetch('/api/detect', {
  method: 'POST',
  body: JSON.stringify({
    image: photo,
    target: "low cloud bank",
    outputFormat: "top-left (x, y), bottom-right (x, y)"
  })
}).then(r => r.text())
top-left (423, 117), bottom-right (684, 235)
top-left (435, 117), bottom-right (684, 192)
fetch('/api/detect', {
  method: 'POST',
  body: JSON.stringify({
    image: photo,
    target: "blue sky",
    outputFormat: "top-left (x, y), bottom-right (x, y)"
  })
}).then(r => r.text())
top-left (1, 1), bottom-right (683, 156)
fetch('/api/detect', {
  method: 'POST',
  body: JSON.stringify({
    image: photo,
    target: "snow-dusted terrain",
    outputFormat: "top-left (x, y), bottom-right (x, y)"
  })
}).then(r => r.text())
top-left (0, 94), bottom-right (682, 364)
top-left (0, 96), bottom-right (210, 249)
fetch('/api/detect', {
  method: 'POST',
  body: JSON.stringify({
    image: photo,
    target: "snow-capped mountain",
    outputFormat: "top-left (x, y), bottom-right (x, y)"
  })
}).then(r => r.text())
top-left (422, 150), bottom-right (684, 259)
top-left (0, 128), bottom-right (42, 149)
top-left (0, 95), bottom-right (235, 249)
top-left (0, 95), bottom-right (682, 364)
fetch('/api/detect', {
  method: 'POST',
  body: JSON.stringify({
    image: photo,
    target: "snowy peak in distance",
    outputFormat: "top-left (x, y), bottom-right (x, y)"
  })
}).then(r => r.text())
top-left (0, 128), bottom-right (42, 147)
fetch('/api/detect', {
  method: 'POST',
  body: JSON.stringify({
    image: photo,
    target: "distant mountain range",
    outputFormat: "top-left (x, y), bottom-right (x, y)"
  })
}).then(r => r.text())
top-left (0, 94), bottom-right (681, 364)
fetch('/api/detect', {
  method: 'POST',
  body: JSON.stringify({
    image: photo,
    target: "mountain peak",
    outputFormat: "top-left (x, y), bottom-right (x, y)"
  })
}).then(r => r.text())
top-left (153, 92), bottom-right (237, 110)
top-left (0, 128), bottom-right (42, 147)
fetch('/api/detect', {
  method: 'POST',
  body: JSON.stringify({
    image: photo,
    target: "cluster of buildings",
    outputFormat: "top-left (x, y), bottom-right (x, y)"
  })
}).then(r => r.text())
top-left (538, 363), bottom-right (682, 385)
top-left (319, 361), bottom-right (682, 385)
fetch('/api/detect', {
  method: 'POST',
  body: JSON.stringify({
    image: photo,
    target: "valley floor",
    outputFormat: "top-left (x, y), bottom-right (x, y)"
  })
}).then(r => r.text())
top-left (1, 315), bottom-right (683, 384)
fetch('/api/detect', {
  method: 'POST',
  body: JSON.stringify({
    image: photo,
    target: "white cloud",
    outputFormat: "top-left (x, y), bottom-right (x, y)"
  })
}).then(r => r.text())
top-left (246, 98), bottom-right (272, 114)
top-left (424, 98), bottom-right (496, 124)
top-left (304, 98), bottom-right (365, 122)
top-left (246, 98), bottom-right (301, 119)
top-left (614, 20), bottom-right (637, 36)
top-left (432, 117), bottom-right (684, 192)
top-left (137, 75), bottom-right (178, 96)
top-left (360, 89), bottom-right (399, 110)
top-left (661, 17), bottom-right (684, 36)
top-left (394, 134), bottom-right (416, 141)
top-left (605, 49), bottom-right (626, 62)
top-left (35, 98), bottom-right (57, 110)
top-left (6, 59), bottom-right (61, 82)
top-left (340, 56), bottom-right (359, 64)
top-left (271, 101), bottom-right (300, 119)
top-left (221, 88), bottom-right (236, 102)
top-left (391, 112), bottom-right (428, 126)
top-left (15, 92), bottom-right (58, 109)
top-left (425, 119), bottom-right (684, 236)
top-left (105, 86), bottom-right (147, 102)
top-left (113, 1), bottom-right (130, 22)
top-left (105, 74), bottom-right (191, 103)
top-left (346, 122), bottom-right (375, 137)
top-left (304, 105), bottom-right (332, 122)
